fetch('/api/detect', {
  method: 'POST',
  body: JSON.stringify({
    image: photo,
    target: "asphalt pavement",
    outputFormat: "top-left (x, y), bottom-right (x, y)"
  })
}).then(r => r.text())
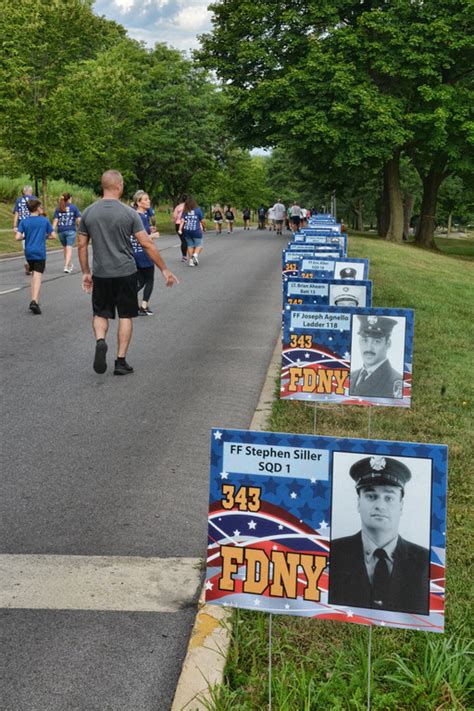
top-left (0, 227), bottom-right (286, 710)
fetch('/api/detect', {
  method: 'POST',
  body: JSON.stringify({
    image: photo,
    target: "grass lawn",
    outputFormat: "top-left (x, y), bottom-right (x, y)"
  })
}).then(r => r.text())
top-left (206, 235), bottom-right (473, 710)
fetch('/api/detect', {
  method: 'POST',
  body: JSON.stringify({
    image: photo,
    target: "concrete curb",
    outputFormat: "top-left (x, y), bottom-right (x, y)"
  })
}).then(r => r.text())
top-left (171, 336), bottom-right (281, 711)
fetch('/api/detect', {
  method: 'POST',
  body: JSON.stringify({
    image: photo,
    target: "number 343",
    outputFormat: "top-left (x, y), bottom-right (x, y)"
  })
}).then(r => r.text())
top-left (221, 484), bottom-right (262, 512)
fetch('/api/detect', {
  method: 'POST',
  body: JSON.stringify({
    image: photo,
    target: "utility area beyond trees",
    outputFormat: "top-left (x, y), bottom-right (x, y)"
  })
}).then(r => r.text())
top-left (0, 0), bottom-right (472, 247)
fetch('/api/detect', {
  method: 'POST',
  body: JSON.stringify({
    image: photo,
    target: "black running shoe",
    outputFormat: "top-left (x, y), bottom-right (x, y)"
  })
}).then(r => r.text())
top-left (29, 301), bottom-right (41, 314)
top-left (93, 339), bottom-right (108, 374)
top-left (113, 359), bottom-right (134, 375)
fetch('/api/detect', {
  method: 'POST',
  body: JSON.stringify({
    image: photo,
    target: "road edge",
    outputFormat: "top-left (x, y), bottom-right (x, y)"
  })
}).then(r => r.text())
top-left (171, 334), bottom-right (281, 711)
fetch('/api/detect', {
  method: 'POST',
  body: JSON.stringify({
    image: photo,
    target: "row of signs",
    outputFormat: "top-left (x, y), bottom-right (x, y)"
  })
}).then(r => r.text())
top-left (206, 215), bottom-right (447, 633)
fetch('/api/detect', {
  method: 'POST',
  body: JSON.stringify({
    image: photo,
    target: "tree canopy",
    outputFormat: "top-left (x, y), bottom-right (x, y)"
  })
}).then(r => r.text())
top-left (199, 0), bottom-right (474, 246)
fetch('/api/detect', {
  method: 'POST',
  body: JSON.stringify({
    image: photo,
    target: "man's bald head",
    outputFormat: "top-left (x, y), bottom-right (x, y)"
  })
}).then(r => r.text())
top-left (101, 170), bottom-right (124, 195)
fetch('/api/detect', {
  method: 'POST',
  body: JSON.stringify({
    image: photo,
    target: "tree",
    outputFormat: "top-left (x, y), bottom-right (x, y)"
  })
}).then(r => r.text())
top-left (0, 0), bottom-right (125, 204)
top-left (199, 0), bottom-right (474, 246)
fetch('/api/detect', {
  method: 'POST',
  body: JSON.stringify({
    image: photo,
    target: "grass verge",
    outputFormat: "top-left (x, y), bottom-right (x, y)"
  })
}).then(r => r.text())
top-left (206, 235), bottom-right (474, 710)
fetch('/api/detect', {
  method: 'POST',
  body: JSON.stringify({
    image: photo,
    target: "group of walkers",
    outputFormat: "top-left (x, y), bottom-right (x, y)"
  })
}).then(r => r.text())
top-left (13, 177), bottom-right (315, 376)
top-left (256, 200), bottom-right (316, 232)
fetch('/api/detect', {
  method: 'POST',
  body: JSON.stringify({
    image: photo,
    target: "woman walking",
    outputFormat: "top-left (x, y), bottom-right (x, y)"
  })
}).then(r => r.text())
top-left (242, 207), bottom-right (251, 230)
top-left (213, 206), bottom-right (223, 234)
top-left (179, 196), bottom-right (206, 267)
top-left (131, 190), bottom-right (159, 315)
top-left (172, 195), bottom-right (188, 262)
top-left (52, 193), bottom-right (81, 273)
top-left (225, 206), bottom-right (235, 233)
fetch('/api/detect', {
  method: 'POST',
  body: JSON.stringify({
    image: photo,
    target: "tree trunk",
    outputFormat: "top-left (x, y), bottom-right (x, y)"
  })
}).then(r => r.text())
top-left (415, 169), bottom-right (444, 248)
top-left (377, 170), bottom-right (390, 236)
top-left (447, 212), bottom-right (452, 236)
top-left (352, 199), bottom-right (363, 231)
top-left (41, 175), bottom-right (48, 212)
top-left (403, 193), bottom-right (415, 240)
top-left (384, 154), bottom-right (404, 242)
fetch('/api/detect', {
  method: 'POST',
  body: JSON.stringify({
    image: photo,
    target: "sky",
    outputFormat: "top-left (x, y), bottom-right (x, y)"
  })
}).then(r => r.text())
top-left (93, 0), bottom-right (213, 53)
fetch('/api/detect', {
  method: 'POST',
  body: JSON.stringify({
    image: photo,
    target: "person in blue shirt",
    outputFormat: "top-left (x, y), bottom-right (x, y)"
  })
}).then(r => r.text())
top-left (52, 193), bottom-right (81, 273)
top-left (130, 190), bottom-right (160, 315)
top-left (12, 185), bottom-right (38, 275)
top-left (178, 196), bottom-right (206, 267)
top-left (15, 199), bottom-right (55, 314)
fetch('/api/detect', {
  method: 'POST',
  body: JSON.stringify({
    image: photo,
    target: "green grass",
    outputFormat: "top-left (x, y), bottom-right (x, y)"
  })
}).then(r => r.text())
top-left (206, 234), bottom-right (474, 710)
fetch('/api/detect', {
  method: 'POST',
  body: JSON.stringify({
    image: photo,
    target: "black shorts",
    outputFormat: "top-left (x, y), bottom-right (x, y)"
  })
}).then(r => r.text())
top-left (291, 216), bottom-right (301, 226)
top-left (92, 273), bottom-right (139, 319)
top-left (27, 259), bottom-right (46, 273)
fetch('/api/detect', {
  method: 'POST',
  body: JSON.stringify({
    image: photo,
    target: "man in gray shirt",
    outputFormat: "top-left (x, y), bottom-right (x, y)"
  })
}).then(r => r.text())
top-left (78, 170), bottom-right (178, 375)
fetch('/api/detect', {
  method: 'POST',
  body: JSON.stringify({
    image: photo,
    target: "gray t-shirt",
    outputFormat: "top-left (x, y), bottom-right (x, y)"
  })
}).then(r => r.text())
top-left (78, 200), bottom-right (144, 278)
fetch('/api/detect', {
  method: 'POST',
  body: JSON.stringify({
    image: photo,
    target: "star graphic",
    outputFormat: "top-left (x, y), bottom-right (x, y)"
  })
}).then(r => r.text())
top-left (319, 520), bottom-right (329, 529)
top-left (278, 524), bottom-right (284, 530)
top-left (213, 431), bottom-right (223, 440)
top-left (284, 604), bottom-right (290, 610)
top-left (233, 529), bottom-right (241, 537)
top-left (254, 598), bottom-right (261, 606)
top-left (344, 352), bottom-right (350, 360)
top-left (264, 478), bottom-right (279, 495)
top-left (380, 621), bottom-right (386, 627)
top-left (290, 492), bottom-right (297, 499)
top-left (220, 471), bottom-right (229, 479)
top-left (313, 481), bottom-right (327, 499)
top-left (346, 610), bottom-right (353, 617)
top-left (248, 520), bottom-right (257, 530)
top-left (205, 580), bottom-right (214, 591)
top-left (310, 478), bottom-right (317, 484)
top-left (272, 545), bottom-right (278, 550)
top-left (298, 502), bottom-right (314, 520)
top-left (305, 353), bottom-right (311, 359)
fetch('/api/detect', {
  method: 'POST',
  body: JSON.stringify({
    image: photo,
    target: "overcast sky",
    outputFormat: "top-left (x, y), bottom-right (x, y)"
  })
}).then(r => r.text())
top-left (93, 0), bottom-right (213, 52)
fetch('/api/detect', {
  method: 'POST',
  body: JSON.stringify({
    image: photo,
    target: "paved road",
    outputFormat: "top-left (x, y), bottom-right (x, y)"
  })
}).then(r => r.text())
top-left (0, 228), bottom-right (286, 710)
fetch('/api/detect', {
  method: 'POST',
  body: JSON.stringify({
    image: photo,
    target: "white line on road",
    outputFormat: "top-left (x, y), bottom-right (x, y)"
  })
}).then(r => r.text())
top-left (0, 554), bottom-right (201, 613)
top-left (0, 287), bottom-right (21, 295)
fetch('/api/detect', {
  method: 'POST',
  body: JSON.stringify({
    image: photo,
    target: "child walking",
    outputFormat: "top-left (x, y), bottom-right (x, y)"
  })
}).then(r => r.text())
top-left (15, 199), bottom-right (55, 314)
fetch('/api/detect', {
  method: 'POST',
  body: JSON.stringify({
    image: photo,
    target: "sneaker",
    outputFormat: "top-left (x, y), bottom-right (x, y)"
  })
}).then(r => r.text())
top-left (113, 359), bottom-right (134, 375)
top-left (29, 300), bottom-right (41, 315)
top-left (192, 254), bottom-right (199, 266)
top-left (93, 339), bottom-right (108, 374)
top-left (181, 256), bottom-right (188, 263)
top-left (188, 260), bottom-right (195, 267)
top-left (64, 264), bottom-right (73, 273)
top-left (138, 307), bottom-right (147, 316)
top-left (143, 307), bottom-right (153, 315)
top-left (24, 263), bottom-right (31, 276)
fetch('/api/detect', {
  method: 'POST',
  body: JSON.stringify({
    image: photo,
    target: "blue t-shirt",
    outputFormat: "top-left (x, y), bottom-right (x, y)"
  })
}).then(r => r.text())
top-left (53, 203), bottom-right (81, 232)
top-left (130, 212), bottom-right (154, 268)
top-left (182, 208), bottom-right (204, 234)
top-left (13, 195), bottom-right (37, 220)
top-left (18, 216), bottom-right (53, 260)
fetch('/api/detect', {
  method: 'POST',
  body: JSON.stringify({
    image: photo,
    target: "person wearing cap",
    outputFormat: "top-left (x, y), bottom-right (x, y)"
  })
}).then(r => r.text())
top-left (350, 315), bottom-right (403, 398)
top-left (328, 456), bottom-right (430, 614)
top-left (331, 286), bottom-right (360, 307)
top-left (339, 267), bottom-right (357, 279)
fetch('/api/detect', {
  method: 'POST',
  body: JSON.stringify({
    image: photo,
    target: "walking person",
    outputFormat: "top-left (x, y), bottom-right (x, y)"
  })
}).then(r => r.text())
top-left (224, 206), bottom-right (235, 234)
top-left (52, 193), bottom-right (81, 273)
top-left (290, 201), bottom-right (303, 231)
top-left (77, 170), bottom-right (178, 376)
top-left (272, 199), bottom-right (286, 235)
top-left (242, 207), bottom-right (251, 230)
top-left (213, 206), bottom-right (223, 234)
top-left (15, 198), bottom-right (55, 314)
top-left (178, 196), bottom-right (206, 266)
top-left (172, 195), bottom-right (188, 262)
top-left (257, 204), bottom-right (266, 230)
top-left (12, 185), bottom-right (38, 275)
top-left (131, 190), bottom-right (159, 316)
